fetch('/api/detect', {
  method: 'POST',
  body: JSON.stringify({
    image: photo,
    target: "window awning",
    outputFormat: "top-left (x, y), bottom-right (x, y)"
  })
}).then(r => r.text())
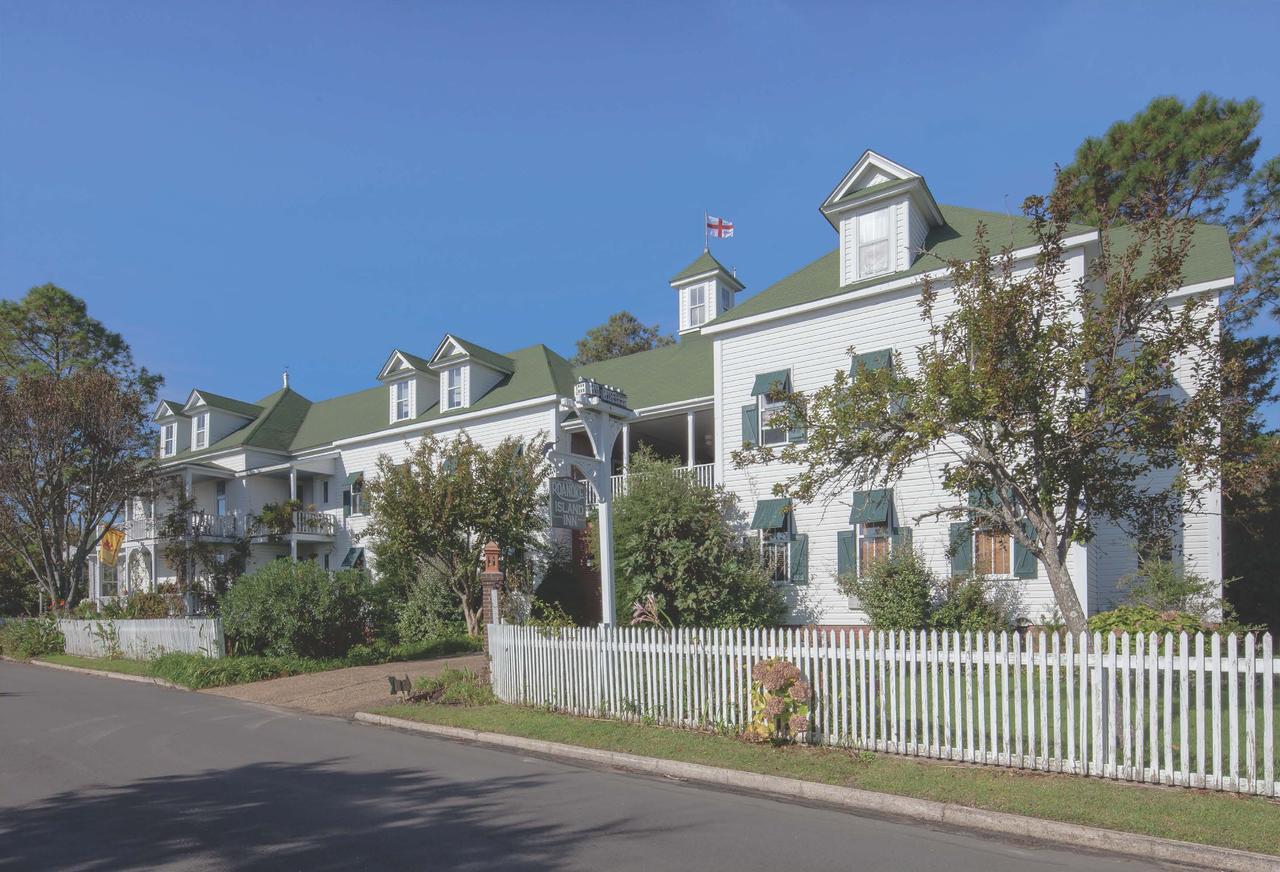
top-left (751, 370), bottom-right (791, 397)
top-left (849, 488), bottom-right (892, 525)
top-left (751, 498), bottom-right (792, 530)
top-left (340, 547), bottom-right (364, 569)
top-left (345, 471), bottom-right (363, 486)
top-left (852, 349), bottom-right (891, 372)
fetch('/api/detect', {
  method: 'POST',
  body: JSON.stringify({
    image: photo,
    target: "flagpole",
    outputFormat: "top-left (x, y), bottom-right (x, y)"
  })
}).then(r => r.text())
top-left (704, 209), bottom-right (709, 252)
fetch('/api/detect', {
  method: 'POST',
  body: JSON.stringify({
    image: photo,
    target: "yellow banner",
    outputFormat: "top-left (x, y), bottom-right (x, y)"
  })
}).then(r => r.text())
top-left (99, 527), bottom-right (125, 567)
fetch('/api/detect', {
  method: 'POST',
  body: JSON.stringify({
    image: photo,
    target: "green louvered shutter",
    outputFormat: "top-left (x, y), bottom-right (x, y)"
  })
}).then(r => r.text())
top-left (890, 525), bottom-right (912, 553)
top-left (949, 523), bottom-right (972, 575)
top-left (1013, 518), bottom-right (1037, 578)
top-left (342, 489), bottom-right (352, 519)
top-left (789, 533), bottom-right (808, 584)
top-left (853, 349), bottom-right (892, 374)
top-left (836, 530), bottom-right (856, 579)
top-left (741, 404), bottom-right (759, 446)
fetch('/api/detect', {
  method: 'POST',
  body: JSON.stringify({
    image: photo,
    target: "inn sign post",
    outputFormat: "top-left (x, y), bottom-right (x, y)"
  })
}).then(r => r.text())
top-left (550, 378), bottom-right (635, 627)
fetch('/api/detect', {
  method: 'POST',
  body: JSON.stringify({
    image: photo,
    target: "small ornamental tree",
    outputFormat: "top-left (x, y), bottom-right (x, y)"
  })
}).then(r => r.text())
top-left (157, 489), bottom-right (250, 599)
top-left (605, 450), bottom-right (786, 628)
top-left (736, 179), bottom-right (1225, 635)
top-left (362, 434), bottom-right (549, 637)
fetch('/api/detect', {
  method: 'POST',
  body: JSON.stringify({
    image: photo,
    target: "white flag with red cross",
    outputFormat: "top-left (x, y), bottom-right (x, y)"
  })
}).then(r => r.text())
top-left (706, 215), bottom-right (734, 239)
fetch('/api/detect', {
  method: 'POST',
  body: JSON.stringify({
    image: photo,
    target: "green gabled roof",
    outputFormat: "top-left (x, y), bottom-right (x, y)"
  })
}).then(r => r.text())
top-left (397, 350), bottom-right (434, 372)
top-left (710, 206), bottom-right (1234, 328)
top-left (187, 389), bottom-right (265, 419)
top-left (1107, 221), bottom-right (1235, 287)
top-left (710, 205), bottom-right (1095, 326)
top-left (438, 336), bottom-right (516, 374)
top-left (288, 343), bottom-right (568, 451)
top-left (670, 250), bottom-right (732, 284)
top-left (155, 399), bottom-right (187, 419)
top-left (824, 178), bottom-right (904, 211)
top-left (159, 387), bottom-right (312, 466)
top-left (573, 333), bottom-right (712, 410)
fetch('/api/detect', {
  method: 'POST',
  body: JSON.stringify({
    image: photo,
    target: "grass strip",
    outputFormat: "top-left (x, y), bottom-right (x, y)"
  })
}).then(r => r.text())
top-left (32, 636), bottom-right (481, 690)
top-left (374, 702), bottom-right (1280, 856)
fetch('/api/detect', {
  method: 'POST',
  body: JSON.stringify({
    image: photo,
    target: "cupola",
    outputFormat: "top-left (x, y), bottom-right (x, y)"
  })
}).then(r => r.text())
top-left (669, 250), bottom-right (744, 333)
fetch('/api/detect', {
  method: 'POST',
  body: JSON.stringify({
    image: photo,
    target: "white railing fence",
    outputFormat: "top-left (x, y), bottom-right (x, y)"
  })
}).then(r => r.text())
top-left (58, 618), bottom-right (224, 659)
top-left (590, 463), bottom-right (717, 506)
top-left (487, 624), bottom-right (1277, 796)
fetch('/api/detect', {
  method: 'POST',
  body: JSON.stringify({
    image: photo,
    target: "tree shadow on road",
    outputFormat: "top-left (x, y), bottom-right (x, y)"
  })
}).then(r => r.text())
top-left (0, 758), bottom-right (658, 870)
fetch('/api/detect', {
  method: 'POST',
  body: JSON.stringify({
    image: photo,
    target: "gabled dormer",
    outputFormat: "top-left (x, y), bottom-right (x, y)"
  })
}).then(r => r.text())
top-left (152, 399), bottom-right (190, 458)
top-left (181, 390), bottom-right (262, 451)
top-left (376, 349), bottom-right (439, 424)
top-left (428, 334), bottom-right (514, 412)
top-left (820, 150), bottom-right (945, 287)
top-left (670, 250), bottom-right (744, 333)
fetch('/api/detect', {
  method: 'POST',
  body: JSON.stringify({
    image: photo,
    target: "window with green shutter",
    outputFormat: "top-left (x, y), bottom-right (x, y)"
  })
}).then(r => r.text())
top-left (1013, 518), bottom-right (1037, 578)
top-left (741, 404), bottom-right (759, 447)
top-left (949, 522), bottom-right (973, 575)
top-left (788, 533), bottom-right (808, 584)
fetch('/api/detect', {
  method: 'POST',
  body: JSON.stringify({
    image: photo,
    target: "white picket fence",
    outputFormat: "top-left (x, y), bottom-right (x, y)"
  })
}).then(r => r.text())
top-left (487, 624), bottom-right (1277, 796)
top-left (58, 618), bottom-right (224, 659)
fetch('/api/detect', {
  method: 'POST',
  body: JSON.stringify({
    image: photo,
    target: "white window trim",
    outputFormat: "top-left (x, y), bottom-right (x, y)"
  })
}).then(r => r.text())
top-left (972, 526), bottom-right (1016, 578)
top-left (758, 392), bottom-right (789, 447)
top-left (193, 413), bottom-right (208, 450)
top-left (688, 283), bottom-right (708, 328)
top-left (215, 480), bottom-right (227, 516)
top-left (161, 423), bottom-right (175, 457)
top-left (854, 204), bottom-right (893, 280)
top-left (857, 520), bottom-right (891, 572)
top-left (444, 365), bottom-right (465, 410)
top-left (392, 379), bottom-right (413, 422)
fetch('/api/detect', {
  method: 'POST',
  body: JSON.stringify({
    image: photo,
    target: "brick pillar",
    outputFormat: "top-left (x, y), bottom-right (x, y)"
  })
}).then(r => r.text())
top-left (479, 540), bottom-right (503, 652)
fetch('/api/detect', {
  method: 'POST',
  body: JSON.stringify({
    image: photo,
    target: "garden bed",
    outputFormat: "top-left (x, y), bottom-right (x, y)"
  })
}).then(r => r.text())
top-left (373, 700), bottom-right (1280, 856)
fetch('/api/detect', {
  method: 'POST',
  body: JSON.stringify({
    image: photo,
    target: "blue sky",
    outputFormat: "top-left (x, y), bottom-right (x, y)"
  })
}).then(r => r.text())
top-left (2, 1), bottom-right (1278, 422)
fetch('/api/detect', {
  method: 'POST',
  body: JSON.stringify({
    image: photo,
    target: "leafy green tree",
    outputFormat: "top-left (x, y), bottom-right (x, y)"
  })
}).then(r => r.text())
top-left (606, 451), bottom-right (786, 627)
top-left (362, 434), bottom-right (549, 636)
top-left (157, 488), bottom-right (250, 600)
top-left (0, 287), bottom-right (160, 611)
top-left (1057, 94), bottom-right (1279, 622)
top-left (738, 184), bottom-right (1224, 635)
top-left (0, 546), bottom-right (39, 616)
top-left (572, 311), bottom-right (675, 365)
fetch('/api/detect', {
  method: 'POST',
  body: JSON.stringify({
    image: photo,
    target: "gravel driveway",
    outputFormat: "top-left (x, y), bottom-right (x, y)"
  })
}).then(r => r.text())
top-left (204, 652), bottom-right (488, 716)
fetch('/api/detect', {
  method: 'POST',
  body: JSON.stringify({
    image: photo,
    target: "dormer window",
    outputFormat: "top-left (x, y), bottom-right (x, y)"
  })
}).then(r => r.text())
top-left (856, 207), bottom-right (891, 278)
top-left (688, 284), bottom-right (708, 327)
top-left (444, 366), bottom-right (464, 410)
top-left (392, 380), bottom-right (412, 421)
top-left (193, 413), bottom-right (208, 449)
top-left (161, 423), bottom-right (176, 457)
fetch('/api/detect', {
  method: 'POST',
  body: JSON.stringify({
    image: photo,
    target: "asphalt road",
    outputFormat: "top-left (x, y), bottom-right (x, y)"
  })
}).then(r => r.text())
top-left (0, 661), bottom-right (1167, 871)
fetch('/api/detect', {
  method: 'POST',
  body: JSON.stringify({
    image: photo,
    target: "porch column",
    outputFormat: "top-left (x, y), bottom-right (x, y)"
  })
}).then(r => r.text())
top-left (622, 425), bottom-right (630, 474)
top-left (686, 411), bottom-right (695, 469)
top-left (289, 466), bottom-right (298, 562)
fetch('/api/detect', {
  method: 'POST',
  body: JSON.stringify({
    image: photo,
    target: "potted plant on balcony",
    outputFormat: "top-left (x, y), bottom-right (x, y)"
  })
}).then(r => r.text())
top-left (252, 499), bottom-right (301, 542)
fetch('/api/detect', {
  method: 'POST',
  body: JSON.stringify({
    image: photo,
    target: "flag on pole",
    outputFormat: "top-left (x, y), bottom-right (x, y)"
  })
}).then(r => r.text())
top-left (99, 527), bottom-right (125, 567)
top-left (706, 215), bottom-right (734, 239)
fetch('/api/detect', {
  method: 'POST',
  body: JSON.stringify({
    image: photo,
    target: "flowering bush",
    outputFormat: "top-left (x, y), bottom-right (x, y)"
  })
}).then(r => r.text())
top-left (744, 657), bottom-right (811, 743)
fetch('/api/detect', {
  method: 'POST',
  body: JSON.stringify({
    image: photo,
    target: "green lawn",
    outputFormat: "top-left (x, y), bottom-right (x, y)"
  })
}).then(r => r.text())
top-left (375, 701), bottom-right (1280, 857)
top-left (39, 653), bottom-right (157, 677)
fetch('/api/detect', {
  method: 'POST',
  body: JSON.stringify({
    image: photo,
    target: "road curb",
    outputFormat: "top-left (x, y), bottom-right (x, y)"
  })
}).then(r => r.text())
top-left (355, 711), bottom-right (1278, 872)
top-left (3, 655), bottom-right (188, 690)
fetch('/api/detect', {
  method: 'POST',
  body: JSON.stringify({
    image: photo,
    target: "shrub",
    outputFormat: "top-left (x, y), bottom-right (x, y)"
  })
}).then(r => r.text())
top-left (840, 547), bottom-right (933, 631)
top-left (396, 566), bottom-right (466, 644)
top-left (219, 561), bottom-right (367, 658)
top-left (1120, 558), bottom-right (1222, 619)
top-left (150, 651), bottom-right (326, 689)
top-left (412, 667), bottom-right (496, 706)
top-left (0, 615), bottom-right (65, 659)
top-left (930, 575), bottom-right (1013, 632)
top-left (1087, 605), bottom-right (1204, 637)
top-left (606, 451), bottom-right (786, 627)
top-left (744, 658), bottom-right (810, 743)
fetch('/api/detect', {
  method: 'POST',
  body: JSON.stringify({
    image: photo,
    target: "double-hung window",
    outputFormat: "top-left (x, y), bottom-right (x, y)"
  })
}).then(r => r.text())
top-left (688, 284), bottom-right (707, 327)
top-left (215, 481), bottom-right (227, 516)
top-left (193, 413), bottom-right (208, 449)
top-left (974, 526), bottom-right (1012, 576)
top-left (762, 529), bottom-right (790, 583)
top-left (444, 366), bottom-right (464, 410)
top-left (751, 498), bottom-right (807, 585)
top-left (161, 424), bottom-right (175, 457)
top-left (350, 479), bottom-right (364, 515)
top-left (858, 520), bottom-right (891, 571)
top-left (856, 207), bottom-right (891, 278)
top-left (393, 380), bottom-right (411, 421)
top-left (759, 391), bottom-right (788, 446)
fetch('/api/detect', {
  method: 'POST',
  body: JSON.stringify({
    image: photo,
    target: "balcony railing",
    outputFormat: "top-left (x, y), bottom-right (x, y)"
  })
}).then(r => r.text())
top-left (292, 510), bottom-right (336, 537)
top-left (190, 512), bottom-right (238, 539)
top-left (127, 517), bottom-right (156, 540)
top-left (586, 462), bottom-right (715, 506)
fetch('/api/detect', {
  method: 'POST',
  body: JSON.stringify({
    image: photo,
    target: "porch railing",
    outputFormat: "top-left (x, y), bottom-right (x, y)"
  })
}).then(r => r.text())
top-left (292, 510), bottom-right (336, 537)
top-left (587, 462), bottom-right (715, 506)
top-left (127, 517), bottom-right (156, 540)
top-left (190, 512), bottom-right (238, 539)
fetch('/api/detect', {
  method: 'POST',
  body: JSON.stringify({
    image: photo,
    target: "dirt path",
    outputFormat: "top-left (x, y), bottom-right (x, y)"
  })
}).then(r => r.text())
top-left (204, 652), bottom-right (488, 717)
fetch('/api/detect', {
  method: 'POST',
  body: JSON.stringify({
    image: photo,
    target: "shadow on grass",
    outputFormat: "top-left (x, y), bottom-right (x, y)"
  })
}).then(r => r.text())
top-left (0, 758), bottom-right (658, 870)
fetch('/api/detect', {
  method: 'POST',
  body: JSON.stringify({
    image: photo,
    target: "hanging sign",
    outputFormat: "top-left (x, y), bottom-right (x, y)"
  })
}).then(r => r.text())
top-left (549, 477), bottom-right (587, 530)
